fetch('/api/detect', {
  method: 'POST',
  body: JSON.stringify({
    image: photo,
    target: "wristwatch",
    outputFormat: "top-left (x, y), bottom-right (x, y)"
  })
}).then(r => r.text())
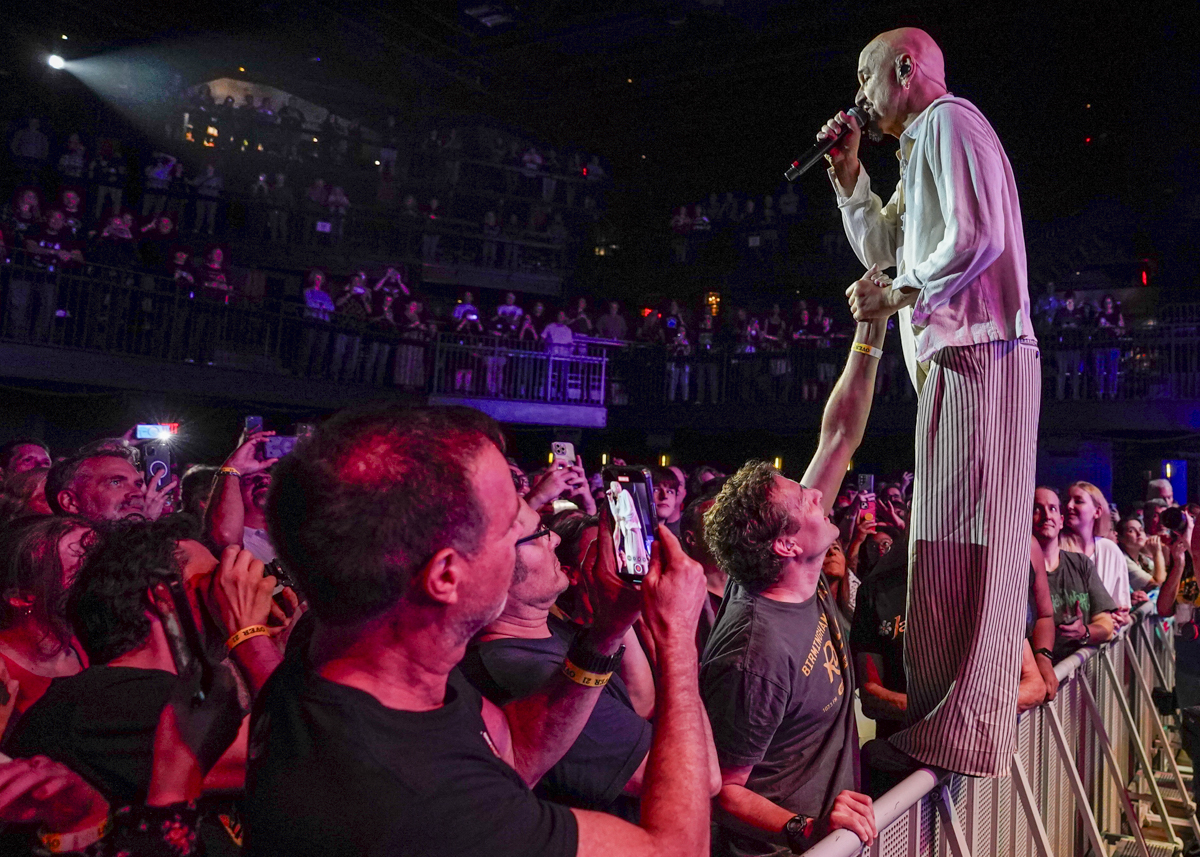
top-left (565, 631), bottom-right (626, 676)
top-left (783, 814), bottom-right (816, 853)
top-left (1033, 647), bottom-right (1054, 660)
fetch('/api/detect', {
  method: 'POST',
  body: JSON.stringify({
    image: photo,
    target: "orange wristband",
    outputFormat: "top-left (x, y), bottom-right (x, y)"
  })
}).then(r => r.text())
top-left (226, 624), bottom-right (271, 651)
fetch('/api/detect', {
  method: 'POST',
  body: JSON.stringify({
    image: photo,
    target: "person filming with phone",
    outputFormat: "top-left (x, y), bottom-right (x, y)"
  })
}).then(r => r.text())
top-left (1156, 503), bottom-right (1200, 815)
top-left (460, 501), bottom-right (720, 817)
top-left (3, 519), bottom-right (276, 852)
top-left (245, 404), bottom-right (715, 857)
top-left (205, 421), bottom-right (282, 563)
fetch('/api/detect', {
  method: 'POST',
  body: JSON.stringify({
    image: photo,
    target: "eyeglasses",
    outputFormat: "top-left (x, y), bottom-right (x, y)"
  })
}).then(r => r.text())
top-left (515, 527), bottom-right (552, 548)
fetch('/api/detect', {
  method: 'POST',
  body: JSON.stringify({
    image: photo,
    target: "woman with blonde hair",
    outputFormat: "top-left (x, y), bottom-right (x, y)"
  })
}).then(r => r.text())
top-left (1061, 481), bottom-right (1131, 626)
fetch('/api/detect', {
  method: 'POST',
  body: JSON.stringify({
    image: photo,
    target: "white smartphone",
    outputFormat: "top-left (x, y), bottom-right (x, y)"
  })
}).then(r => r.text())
top-left (551, 441), bottom-right (576, 467)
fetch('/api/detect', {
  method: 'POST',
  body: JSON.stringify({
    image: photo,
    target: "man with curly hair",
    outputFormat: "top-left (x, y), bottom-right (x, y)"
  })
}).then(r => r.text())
top-left (700, 309), bottom-right (889, 857)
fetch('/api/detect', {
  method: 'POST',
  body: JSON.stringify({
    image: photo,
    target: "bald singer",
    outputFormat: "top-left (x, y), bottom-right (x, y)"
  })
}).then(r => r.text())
top-left (819, 28), bottom-right (1041, 782)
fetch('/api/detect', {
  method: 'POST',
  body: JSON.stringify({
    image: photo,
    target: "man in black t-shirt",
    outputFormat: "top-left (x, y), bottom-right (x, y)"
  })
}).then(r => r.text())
top-left (1032, 487), bottom-right (1116, 661)
top-left (459, 511), bottom-right (666, 817)
top-left (850, 533), bottom-right (909, 740)
top-left (247, 405), bottom-right (714, 857)
top-left (701, 317), bottom-right (888, 857)
top-left (6, 520), bottom-right (278, 856)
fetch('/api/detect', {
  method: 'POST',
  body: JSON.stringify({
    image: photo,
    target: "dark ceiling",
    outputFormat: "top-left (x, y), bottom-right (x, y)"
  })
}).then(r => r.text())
top-left (7, 1), bottom-right (1199, 224)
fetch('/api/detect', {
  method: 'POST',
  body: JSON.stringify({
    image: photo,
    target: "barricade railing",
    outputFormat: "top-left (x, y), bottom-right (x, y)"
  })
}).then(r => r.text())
top-left (806, 607), bottom-right (1193, 856)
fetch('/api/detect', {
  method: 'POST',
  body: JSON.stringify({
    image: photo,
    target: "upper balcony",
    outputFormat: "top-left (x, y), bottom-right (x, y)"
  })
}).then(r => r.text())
top-left (3, 248), bottom-right (1200, 438)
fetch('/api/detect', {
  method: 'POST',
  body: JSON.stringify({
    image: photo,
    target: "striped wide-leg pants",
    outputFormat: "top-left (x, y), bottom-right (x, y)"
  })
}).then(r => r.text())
top-left (890, 338), bottom-right (1041, 776)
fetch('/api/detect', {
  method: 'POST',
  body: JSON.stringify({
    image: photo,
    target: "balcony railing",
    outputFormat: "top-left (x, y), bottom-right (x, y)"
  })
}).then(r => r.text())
top-left (5, 248), bottom-right (1200, 416)
top-left (606, 326), bottom-right (1200, 409)
top-left (430, 334), bottom-right (609, 405)
top-left (0, 251), bottom-right (613, 403)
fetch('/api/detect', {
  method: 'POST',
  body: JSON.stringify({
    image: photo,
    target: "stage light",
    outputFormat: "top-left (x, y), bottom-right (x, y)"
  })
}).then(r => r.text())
top-left (601, 453), bottom-right (609, 466)
top-left (239, 66), bottom-right (245, 72)
top-left (773, 457), bottom-right (783, 470)
top-left (61, 34), bottom-right (68, 40)
top-left (48, 55), bottom-right (65, 69)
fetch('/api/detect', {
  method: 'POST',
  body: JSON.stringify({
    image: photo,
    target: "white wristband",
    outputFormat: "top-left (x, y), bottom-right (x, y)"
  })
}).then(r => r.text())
top-left (852, 342), bottom-right (883, 360)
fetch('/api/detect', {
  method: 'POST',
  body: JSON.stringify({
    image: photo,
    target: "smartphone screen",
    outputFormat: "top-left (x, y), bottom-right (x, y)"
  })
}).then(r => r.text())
top-left (136, 423), bottom-right (174, 439)
top-left (603, 467), bottom-right (657, 581)
top-left (244, 415), bottom-right (264, 434)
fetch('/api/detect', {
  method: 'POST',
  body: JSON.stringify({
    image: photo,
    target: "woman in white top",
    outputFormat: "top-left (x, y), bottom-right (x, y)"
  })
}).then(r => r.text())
top-left (1061, 481), bottom-right (1132, 627)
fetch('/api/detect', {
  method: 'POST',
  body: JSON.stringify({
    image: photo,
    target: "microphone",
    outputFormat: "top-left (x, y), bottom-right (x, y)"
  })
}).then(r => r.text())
top-left (784, 106), bottom-right (870, 181)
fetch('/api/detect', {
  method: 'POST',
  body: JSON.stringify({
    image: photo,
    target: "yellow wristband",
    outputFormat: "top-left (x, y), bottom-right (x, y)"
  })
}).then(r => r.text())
top-left (219, 466), bottom-right (242, 478)
top-left (852, 342), bottom-right (883, 360)
top-left (562, 658), bottom-right (612, 688)
top-left (226, 624), bottom-right (271, 651)
top-left (41, 816), bottom-right (110, 853)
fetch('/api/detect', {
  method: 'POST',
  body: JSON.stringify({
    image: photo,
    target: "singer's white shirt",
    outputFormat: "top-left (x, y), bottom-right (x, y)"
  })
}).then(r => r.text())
top-left (830, 94), bottom-right (1035, 386)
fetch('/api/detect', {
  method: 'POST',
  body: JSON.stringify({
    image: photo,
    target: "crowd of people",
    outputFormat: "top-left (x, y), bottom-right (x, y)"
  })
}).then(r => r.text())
top-left (7, 104), bottom-right (606, 280)
top-left (0, 317), bottom-right (1185, 855)
top-left (668, 186), bottom-right (807, 264)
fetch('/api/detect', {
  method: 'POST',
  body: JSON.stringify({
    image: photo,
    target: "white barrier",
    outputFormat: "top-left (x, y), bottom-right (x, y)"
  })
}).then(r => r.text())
top-left (805, 608), bottom-right (1192, 856)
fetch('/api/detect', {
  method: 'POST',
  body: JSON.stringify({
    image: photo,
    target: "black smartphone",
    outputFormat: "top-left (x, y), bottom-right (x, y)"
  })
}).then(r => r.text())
top-left (143, 441), bottom-right (172, 492)
top-left (244, 415), bottom-right (263, 434)
top-left (602, 466), bottom-right (658, 582)
top-left (161, 575), bottom-right (212, 700)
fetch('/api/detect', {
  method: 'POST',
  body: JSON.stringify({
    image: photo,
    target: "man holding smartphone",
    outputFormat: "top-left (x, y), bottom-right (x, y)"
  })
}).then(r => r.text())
top-left (205, 425), bottom-right (280, 563)
top-left (700, 310), bottom-right (887, 856)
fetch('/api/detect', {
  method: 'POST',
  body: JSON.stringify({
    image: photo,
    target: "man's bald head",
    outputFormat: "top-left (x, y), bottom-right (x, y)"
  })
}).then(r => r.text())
top-left (864, 28), bottom-right (946, 90)
top-left (855, 27), bottom-right (949, 137)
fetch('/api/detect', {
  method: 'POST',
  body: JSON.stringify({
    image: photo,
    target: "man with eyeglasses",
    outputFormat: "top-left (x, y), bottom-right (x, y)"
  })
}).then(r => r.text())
top-left (246, 405), bottom-right (717, 857)
top-left (460, 509), bottom-right (717, 817)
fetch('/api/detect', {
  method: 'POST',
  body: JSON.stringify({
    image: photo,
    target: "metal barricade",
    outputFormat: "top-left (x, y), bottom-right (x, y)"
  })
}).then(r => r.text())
top-left (807, 609), bottom-right (1192, 857)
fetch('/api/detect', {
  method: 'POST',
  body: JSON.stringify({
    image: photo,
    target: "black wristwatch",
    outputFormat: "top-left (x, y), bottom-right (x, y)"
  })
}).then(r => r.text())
top-left (565, 631), bottom-right (626, 675)
top-left (783, 814), bottom-right (816, 853)
top-left (1033, 647), bottom-right (1053, 660)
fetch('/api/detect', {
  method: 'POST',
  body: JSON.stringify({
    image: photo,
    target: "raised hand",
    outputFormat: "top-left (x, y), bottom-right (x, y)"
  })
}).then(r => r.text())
top-left (207, 545), bottom-right (275, 637)
top-left (581, 501), bottom-right (644, 649)
top-left (143, 475), bottom-right (179, 521)
top-left (639, 525), bottom-right (706, 656)
top-left (226, 429), bottom-right (278, 476)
